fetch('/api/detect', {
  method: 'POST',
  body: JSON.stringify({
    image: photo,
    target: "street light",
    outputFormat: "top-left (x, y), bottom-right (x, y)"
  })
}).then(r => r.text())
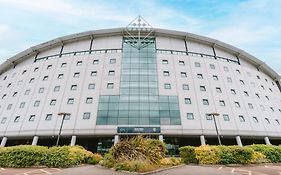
top-left (208, 112), bottom-right (221, 145)
top-left (56, 112), bottom-right (70, 146)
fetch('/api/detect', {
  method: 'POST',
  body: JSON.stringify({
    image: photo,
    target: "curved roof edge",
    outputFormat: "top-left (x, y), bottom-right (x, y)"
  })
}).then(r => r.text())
top-left (0, 27), bottom-right (280, 80)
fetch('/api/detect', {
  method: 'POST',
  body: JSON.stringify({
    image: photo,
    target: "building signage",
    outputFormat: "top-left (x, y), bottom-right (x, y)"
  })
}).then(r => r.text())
top-left (117, 127), bottom-right (161, 134)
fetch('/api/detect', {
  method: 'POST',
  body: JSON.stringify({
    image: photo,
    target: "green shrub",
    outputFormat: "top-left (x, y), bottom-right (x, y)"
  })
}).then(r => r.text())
top-left (195, 146), bottom-right (221, 164)
top-left (179, 146), bottom-right (197, 164)
top-left (246, 144), bottom-right (281, 163)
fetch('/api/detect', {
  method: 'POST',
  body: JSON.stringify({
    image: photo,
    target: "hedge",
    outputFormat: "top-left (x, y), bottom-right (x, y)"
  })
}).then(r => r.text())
top-left (0, 145), bottom-right (102, 168)
top-left (179, 144), bottom-right (279, 165)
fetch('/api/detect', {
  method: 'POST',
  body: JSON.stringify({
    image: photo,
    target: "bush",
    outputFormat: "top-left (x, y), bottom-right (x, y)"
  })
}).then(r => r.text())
top-left (195, 146), bottom-right (221, 164)
top-left (0, 145), bottom-right (102, 168)
top-left (179, 146), bottom-right (197, 164)
top-left (160, 157), bottom-right (181, 166)
top-left (246, 144), bottom-right (281, 163)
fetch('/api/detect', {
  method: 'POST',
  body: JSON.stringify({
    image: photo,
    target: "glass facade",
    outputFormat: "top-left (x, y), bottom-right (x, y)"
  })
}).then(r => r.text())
top-left (96, 38), bottom-right (181, 125)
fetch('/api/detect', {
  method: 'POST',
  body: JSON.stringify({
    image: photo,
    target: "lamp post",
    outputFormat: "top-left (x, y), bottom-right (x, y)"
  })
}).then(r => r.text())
top-left (56, 112), bottom-right (70, 146)
top-left (208, 112), bottom-right (221, 145)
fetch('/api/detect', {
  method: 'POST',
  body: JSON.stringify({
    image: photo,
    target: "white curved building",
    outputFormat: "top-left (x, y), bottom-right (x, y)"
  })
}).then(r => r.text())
top-left (0, 17), bottom-right (281, 152)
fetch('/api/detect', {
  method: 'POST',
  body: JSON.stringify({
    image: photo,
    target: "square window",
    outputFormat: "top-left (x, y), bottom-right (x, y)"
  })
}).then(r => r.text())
top-left (61, 62), bottom-right (67, 67)
top-left (1, 117), bottom-right (7, 124)
top-left (275, 119), bottom-right (280, 125)
top-left (257, 75), bottom-right (260, 79)
top-left (67, 98), bottom-right (74, 104)
top-left (107, 83), bottom-right (114, 89)
top-left (203, 99), bottom-right (209, 105)
top-left (163, 71), bottom-right (170, 76)
top-left (50, 99), bottom-right (56, 106)
top-left (47, 65), bottom-right (52, 69)
top-left (71, 85), bottom-right (77, 91)
top-left (38, 88), bottom-right (44, 93)
top-left (164, 83), bottom-right (171, 89)
top-left (235, 102), bottom-right (240, 108)
top-left (223, 114), bottom-right (230, 121)
top-left (216, 87), bottom-right (222, 93)
top-left (197, 74), bottom-right (203, 79)
top-left (213, 75), bottom-right (218, 80)
top-left (256, 93), bottom-right (260, 98)
top-left (179, 61), bottom-right (185, 65)
top-left (260, 105), bottom-right (265, 111)
top-left (7, 104), bottom-right (12, 110)
top-left (187, 113), bottom-right (194, 120)
top-left (219, 100), bottom-right (225, 106)
top-left (29, 78), bottom-right (35, 83)
top-left (162, 60), bottom-right (168, 64)
top-left (184, 98), bottom-right (191, 104)
top-left (195, 62), bottom-right (201, 67)
top-left (206, 114), bottom-right (212, 120)
top-left (29, 115), bottom-right (35, 122)
top-left (265, 118), bottom-right (270, 124)
top-left (108, 70), bottom-right (115, 76)
top-left (239, 115), bottom-right (245, 122)
top-left (34, 67), bottom-right (39, 72)
top-left (13, 92), bottom-right (18, 97)
top-left (91, 71), bottom-right (97, 76)
top-left (22, 70), bottom-right (27, 74)
top-left (58, 74), bottom-right (63, 79)
top-left (244, 91), bottom-right (249, 96)
top-left (88, 83), bottom-right (95, 89)
top-left (253, 117), bottom-right (258, 123)
top-left (240, 80), bottom-right (245, 85)
top-left (270, 107), bottom-right (274, 112)
top-left (227, 77), bottom-right (232, 83)
top-left (182, 84), bottom-right (189, 90)
top-left (45, 114), bottom-right (52, 121)
top-left (54, 86), bottom-right (60, 92)
top-left (25, 89), bottom-right (30, 95)
top-left (181, 72), bottom-right (187, 77)
top-left (200, 86), bottom-right (206, 91)
top-left (2, 94), bottom-right (6, 99)
top-left (86, 97), bottom-right (93, 104)
top-left (19, 102), bottom-right (25, 108)
top-left (224, 66), bottom-right (229, 72)
top-left (210, 64), bottom-right (215, 69)
top-left (34, 101), bottom-right (40, 107)
top-left (248, 103), bottom-right (254, 109)
top-left (73, 72), bottom-right (80, 78)
top-left (236, 69), bottom-right (240, 74)
top-left (231, 89), bottom-right (236, 94)
top-left (83, 112), bottom-right (91, 119)
top-left (76, 61), bottom-right (82, 66)
top-left (93, 60), bottom-right (99, 64)
top-left (14, 116), bottom-right (20, 123)
top-left (43, 76), bottom-right (48, 81)
top-left (110, 58), bottom-right (116, 64)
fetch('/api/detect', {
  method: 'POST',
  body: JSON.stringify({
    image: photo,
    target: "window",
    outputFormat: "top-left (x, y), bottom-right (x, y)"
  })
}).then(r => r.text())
top-left (163, 71), bottom-right (170, 76)
top-left (265, 96), bottom-right (269, 100)
top-left (29, 115), bottom-right (35, 122)
top-left (1, 117), bottom-right (7, 124)
top-left (162, 60), bottom-right (168, 64)
top-left (203, 99), bottom-right (209, 105)
top-left (91, 71), bottom-right (97, 76)
top-left (213, 75), bottom-right (218, 80)
top-left (257, 75), bottom-right (260, 79)
top-left (34, 67), bottom-right (39, 72)
top-left (64, 114), bottom-right (71, 120)
top-left (216, 87), bottom-right (222, 93)
top-left (240, 80), bottom-right (245, 85)
top-left (71, 85), bottom-right (77, 91)
top-left (54, 86), bottom-right (60, 92)
top-left (67, 98), bottom-right (74, 104)
top-left (164, 83), bottom-right (171, 89)
top-left (29, 78), bottom-right (35, 83)
top-left (219, 100), bottom-right (225, 106)
top-left (235, 102), bottom-right (240, 108)
top-left (12, 92), bottom-right (18, 97)
top-left (3, 76), bottom-right (7, 80)
top-left (7, 83), bottom-right (11, 88)
top-left (2, 94), bottom-right (6, 99)
top-left (73, 72), bottom-right (80, 78)
top-left (19, 102), bottom-right (25, 108)
top-left (251, 82), bottom-right (256, 87)
top-left (57, 74), bottom-right (63, 79)
top-left (270, 107), bottom-right (274, 112)
top-left (187, 113), bottom-right (194, 120)
top-left (184, 98), bottom-right (191, 104)
top-left (230, 89), bottom-right (236, 94)
top-left (93, 60), bottom-right (99, 64)
top-left (236, 69), bottom-right (241, 74)
top-left (182, 84), bottom-right (189, 90)
top-left (223, 114), bottom-right (230, 121)
top-left (22, 70), bottom-right (27, 74)
top-left (83, 112), bottom-right (91, 119)
top-left (239, 115), bottom-right (245, 122)
top-left (110, 58), bottom-right (116, 64)
top-left (210, 64), bottom-right (215, 69)
top-left (61, 62), bottom-right (67, 67)
top-left (269, 88), bottom-right (272, 92)
top-left (195, 62), bottom-right (201, 67)
top-left (86, 97), bottom-right (93, 104)
top-left (14, 116), bottom-right (20, 123)
top-left (45, 114), bottom-right (52, 121)
top-left (76, 61), bottom-right (82, 66)
top-left (206, 114), bottom-right (212, 120)
top-left (108, 70), bottom-right (115, 76)
top-left (265, 78), bottom-right (268, 82)
top-left (256, 93), bottom-right (260, 98)
top-left (253, 117), bottom-right (258, 123)
top-left (244, 91), bottom-right (249, 96)
top-left (224, 66), bottom-right (229, 72)
top-left (248, 103), bottom-right (253, 109)
top-left (197, 74), bottom-right (203, 79)
top-left (265, 118), bottom-right (270, 124)
top-left (7, 104), bottom-right (12, 110)
top-left (275, 119), bottom-right (280, 125)
top-left (34, 101), bottom-right (40, 107)
top-left (261, 85), bottom-right (265, 90)
top-left (181, 72), bottom-right (187, 77)
top-left (260, 105), bottom-right (265, 111)
top-left (47, 65), bottom-right (52, 69)
top-left (38, 88), bottom-right (44, 93)
top-left (227, 77), bottom-right (232, 83)
top-left (200, 86), bottom-right (206, 91)
top-left (107, 83), bottom-right (114, 89)
top-left (25, 89), bottom-right (30, 95)
top-left (50, 100), bottom-right (56, 106)
top-left (179, 61), bottom-right (185, 65)
top-left (43, 76), bottom-right (48, 81)
top-left (88, 83), bottom-right (95, 89)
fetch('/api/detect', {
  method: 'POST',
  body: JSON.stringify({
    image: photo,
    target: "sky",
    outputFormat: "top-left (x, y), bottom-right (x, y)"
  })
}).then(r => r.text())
top-left (0, 0), bottom-right (280, 74)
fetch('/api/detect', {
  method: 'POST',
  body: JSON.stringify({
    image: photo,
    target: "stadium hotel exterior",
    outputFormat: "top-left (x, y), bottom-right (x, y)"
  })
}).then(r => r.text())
top-left (0, 17), bottom-right (281, 153)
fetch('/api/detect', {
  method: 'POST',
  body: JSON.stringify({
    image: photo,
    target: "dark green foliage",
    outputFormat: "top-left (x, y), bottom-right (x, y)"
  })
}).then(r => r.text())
top-left (246, 144), bottom-right (281, 163)
top-left (179, 146), bottom-right (197, 164)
